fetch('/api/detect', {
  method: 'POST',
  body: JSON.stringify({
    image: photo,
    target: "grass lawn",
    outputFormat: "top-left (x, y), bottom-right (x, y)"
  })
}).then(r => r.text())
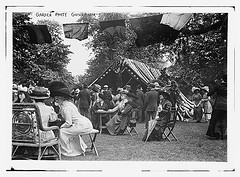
top-left (62, 121), bottom-right (227, 162)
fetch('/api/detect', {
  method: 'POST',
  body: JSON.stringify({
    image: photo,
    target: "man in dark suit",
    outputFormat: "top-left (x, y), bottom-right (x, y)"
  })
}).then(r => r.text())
top-left (77, 83), bottom-right (91, 119)
top-left (136, 84), bottom-right (145, 123)
top-left (143, 83), bottom-right (159, 129)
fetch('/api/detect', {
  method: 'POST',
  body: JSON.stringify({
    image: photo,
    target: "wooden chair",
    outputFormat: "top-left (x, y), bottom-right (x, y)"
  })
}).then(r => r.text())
top-left (12, 103), bottom-right (61, 160)
top-left (162, 107), bottom-right (178, 141)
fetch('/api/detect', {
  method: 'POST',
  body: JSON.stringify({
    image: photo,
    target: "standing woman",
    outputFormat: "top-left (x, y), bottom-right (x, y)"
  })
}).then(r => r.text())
top-left (191, 87), bottom-right (203, 123)
top-left (201, 86), bottom-right (212, 122)
top-left (49, 81), bottom-right (94, 156)
top-left (206, 74), bottom-right (227, 140)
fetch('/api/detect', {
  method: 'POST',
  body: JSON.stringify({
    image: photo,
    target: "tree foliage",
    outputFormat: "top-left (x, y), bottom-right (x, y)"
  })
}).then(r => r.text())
top-left (79, 13), bottom-right (227, 96)
top-left (13, 13), bottom-right (74, 87)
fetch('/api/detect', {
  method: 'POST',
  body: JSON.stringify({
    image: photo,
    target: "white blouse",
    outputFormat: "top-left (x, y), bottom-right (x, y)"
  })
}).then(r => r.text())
top-left (60, 100), bottom-right (92, 128)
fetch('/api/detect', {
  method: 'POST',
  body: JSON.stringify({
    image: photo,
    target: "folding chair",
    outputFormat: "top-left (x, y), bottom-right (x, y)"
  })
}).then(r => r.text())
top-left (162, 107), bottom-right (178, 141)
top-left (12, 103), bottom-right (61, 160)
top-left (125, 108), bottom-right (139, 136)
top-left (77, 129), bottom-right (99, 156)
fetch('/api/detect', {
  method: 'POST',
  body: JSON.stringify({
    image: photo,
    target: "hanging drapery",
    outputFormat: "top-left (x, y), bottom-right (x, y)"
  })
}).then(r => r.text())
top-left (22, 25), bottom-right (52, 44)
top-left (99, 19), bottom-right (127, 40)
top-left (63, 23), bottom-right (89, 41)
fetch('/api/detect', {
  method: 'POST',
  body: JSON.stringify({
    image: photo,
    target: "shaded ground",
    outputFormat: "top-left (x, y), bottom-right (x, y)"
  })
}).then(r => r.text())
top-left (62, 121), bottom-right (227, 161)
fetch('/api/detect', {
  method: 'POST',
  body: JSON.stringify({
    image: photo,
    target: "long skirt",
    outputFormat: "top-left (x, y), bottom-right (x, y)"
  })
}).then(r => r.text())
top-left (194, 106), bottom-right (203, 122)
top-left (60, 122), bottom-right (93, 156)
top-left (206, 109), bottom-right (227, 139)
top-left (202, 101), bottom-right (212, 121)
top-left (106, 113), bottom-right (129, 135)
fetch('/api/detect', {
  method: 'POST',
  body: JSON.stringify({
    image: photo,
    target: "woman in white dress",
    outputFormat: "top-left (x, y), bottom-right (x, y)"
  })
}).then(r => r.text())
top-left (201, 86), bottom-right (212, 122)
top-left (49, 81), bottom-right (94, 156)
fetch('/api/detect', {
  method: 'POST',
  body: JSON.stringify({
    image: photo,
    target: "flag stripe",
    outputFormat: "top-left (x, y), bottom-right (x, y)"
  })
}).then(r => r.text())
top-left (160, 13), bottom-right (192, 31)
top-left (129, 14), bottom-right (182, 47)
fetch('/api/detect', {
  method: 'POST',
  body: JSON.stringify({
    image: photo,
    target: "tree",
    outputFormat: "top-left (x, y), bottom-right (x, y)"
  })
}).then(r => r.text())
top-left (76, 13), bottom-right (227, 96)
top-left (167, 13), bottom-right (227, 95)
top-left (13, 13), bottom-right (74, 87)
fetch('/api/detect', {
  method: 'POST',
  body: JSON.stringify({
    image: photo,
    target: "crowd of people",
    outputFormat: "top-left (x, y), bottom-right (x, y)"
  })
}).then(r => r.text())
top-left (12, 75), bottom-right (227, 157)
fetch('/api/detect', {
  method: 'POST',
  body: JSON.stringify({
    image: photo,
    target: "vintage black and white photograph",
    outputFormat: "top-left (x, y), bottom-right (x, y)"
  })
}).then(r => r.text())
top-left (2, 0), bottom-right (239, 176)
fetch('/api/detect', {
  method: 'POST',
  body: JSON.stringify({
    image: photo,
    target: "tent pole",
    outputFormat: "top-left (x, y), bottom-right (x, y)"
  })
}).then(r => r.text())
top-left (123, 78), bottom-right (132, 88)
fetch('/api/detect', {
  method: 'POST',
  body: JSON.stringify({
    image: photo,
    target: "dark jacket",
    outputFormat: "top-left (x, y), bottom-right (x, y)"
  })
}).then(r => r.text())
top-left (144, 89), bottom-right (159, 112)
top-left (136, 90), bottom-right (145, 108)
top-left (77, 88), bottom-right (91, 109)
top-left (208, 82), bottom-right (227, 111)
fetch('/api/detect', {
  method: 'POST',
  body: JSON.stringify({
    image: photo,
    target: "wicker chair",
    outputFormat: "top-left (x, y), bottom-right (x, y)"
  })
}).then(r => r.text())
top-left (12, 103), bottom-right (61, 160)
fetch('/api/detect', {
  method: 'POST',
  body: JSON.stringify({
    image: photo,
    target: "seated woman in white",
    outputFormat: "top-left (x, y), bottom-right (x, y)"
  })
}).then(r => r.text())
top-left (49, 81), bottom-right (94, 156)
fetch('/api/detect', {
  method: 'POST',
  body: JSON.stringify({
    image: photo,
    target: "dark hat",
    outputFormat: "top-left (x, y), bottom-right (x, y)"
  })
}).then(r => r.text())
top-left (159, 91), bottom-right (171, 100)
top-left (222, 74), bottom-right (227, 82)
top-left (48, 81), bottom-right (73, 98)
top-left (29, 87), bottom-right (50, 100)
top-left (149, 83), bottom-right (155, 88)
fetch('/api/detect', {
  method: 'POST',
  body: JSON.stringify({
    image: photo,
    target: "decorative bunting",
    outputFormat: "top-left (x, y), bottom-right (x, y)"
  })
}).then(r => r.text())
top-left (63, 23), bottom-right (89, 41)
top-left (129, 13), bottom-right (192, 47)
top-left (130, 15), bottom-right (179, 47)
top-left (99, 19), bottom-right (127, 40)
top-left (160, 13), bottom-right (192, 31)
top-left (23, 25), bottom-right (52, 44)
top-left (99, 19), bottom-right (125, 30)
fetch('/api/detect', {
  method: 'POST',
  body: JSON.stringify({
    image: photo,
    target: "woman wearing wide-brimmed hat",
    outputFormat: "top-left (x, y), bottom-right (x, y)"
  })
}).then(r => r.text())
top-left (29, 86), bottom-right (58, 142)
top-left (201, 86), bottom-right (212, 122)
top-left (206, 74), bottom-right (227, 140)
top-left (48, 81), bottom-right (94, 156)
top-left (15, 85), bottom-right (32, 103)
top-left (191, 86), bottom-right (203, 123)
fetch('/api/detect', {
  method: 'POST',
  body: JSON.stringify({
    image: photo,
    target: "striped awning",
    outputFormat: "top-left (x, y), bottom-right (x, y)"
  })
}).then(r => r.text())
top-left (122, 58), bottom-right (161, 84)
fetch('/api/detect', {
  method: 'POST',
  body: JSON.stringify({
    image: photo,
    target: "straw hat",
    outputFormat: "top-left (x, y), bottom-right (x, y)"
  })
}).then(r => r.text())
top-left (120, 89), bottom-right (129, 94)
top-left (117, 87), bottom-right (123, 92)
top-left (201, 86), bottom-right (209, 92)
top-left (18, 85), bottom-right (28, 92)
top-left (75, 88), bottom-right (80, 94)
top-left (29, 87), bottom-right (50, 100)
top-left (191, 86), bottom-right (200, 93)
top-left (154, 82), bottom-right (161, 90)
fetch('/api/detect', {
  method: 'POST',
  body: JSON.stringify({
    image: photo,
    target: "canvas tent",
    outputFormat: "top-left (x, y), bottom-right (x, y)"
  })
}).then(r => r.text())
top-left (89, 57), bottom-right (162, 92)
